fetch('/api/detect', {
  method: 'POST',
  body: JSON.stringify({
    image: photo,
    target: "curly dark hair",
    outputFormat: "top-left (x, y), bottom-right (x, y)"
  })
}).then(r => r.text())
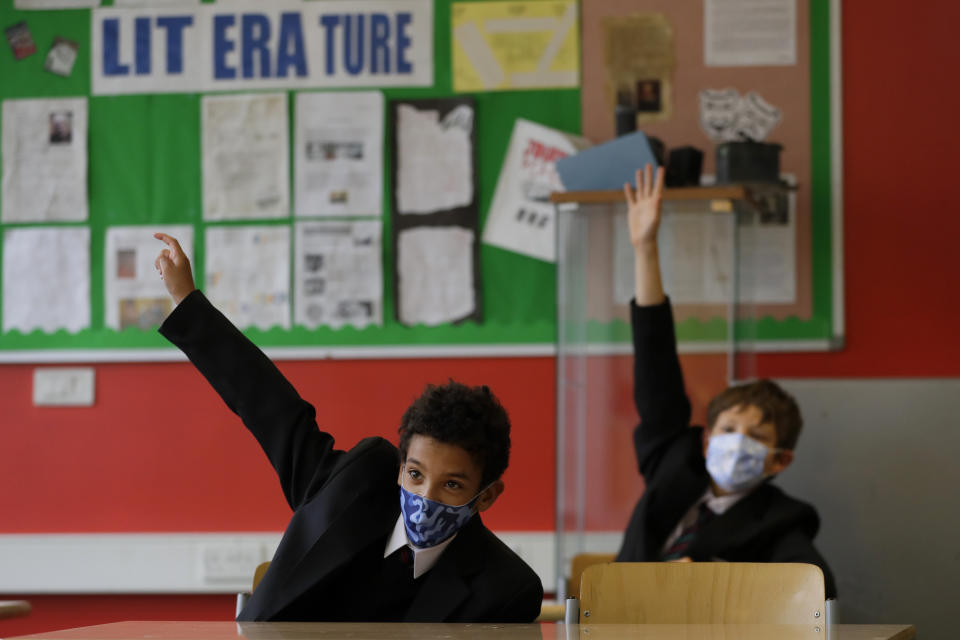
top-left (706, 379), bottom-right (803, 450)
top-left (397, 380), bottom-right (512, 488)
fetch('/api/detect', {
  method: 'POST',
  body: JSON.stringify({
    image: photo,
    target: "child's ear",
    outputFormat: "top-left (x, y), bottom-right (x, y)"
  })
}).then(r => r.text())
top-left (476, 480), bottom-right (505, 512)
top-left (770, 449), bottom-right (795, 475)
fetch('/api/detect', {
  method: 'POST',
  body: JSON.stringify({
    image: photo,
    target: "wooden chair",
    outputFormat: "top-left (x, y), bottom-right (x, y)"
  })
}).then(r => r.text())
top-left (578, 562), bottom-right (826, 624)
top-left (567, 552), bottom-right (616, 599)
top-left (236, 561), bottom-right (271, 618)
top-left (535, 552), bottom-right (617, 622)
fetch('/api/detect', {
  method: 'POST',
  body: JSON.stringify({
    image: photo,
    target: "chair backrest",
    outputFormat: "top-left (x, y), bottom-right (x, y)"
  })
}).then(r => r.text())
top-left (578, 562), bottom-right (825, 624)
top-left (567, 552), bottom-right (617, 599)
top-left (251, 561), bottom-right (271, 593)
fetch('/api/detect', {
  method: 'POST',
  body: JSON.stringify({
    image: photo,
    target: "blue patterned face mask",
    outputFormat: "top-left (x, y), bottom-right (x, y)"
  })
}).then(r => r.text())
top-left (399, 470), bottom-right (486, 548)
top-left (705, 432), bottom-right (779, 493)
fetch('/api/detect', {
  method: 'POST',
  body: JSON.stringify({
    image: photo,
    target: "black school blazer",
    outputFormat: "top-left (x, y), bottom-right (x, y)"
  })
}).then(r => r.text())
top-left (160, 291), bottom-right (543, 622)
top-left (615, 299), bottom-right (837, 599)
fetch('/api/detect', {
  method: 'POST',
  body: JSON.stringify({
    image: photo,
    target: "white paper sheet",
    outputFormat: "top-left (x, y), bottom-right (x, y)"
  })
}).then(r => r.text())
top-left (398, 226), bottom-right (475, 326)
top-left (104, 225), bottom-right (194, 330)
top-left (613, 179), bottom-right (796, 305)
top-left (202, 93), bottom-right (289, 220)
top-left (3, 227), bottom-right (90, 333)
top-left (395, 104), bottom-right (473, 215)
top-left (294, 221), bottom-right (383, 329)
top-left (294, 91), bottom-right (384, 217)
top-left (482, 118), bottom-right (589, 262)
top-left (2, 98), bottom-right (88, 223)
top-left (205, 225), bottom-right (291, 330)
top-left (704, 0), bottom-right (796, 67)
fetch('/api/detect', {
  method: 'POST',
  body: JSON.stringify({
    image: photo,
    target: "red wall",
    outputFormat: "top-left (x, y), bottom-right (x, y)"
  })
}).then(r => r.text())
top-left (3, 0), bottom-right (960, 634)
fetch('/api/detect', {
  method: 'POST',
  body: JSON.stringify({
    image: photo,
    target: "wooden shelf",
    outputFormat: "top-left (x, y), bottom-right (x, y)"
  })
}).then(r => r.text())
top-left (549, 185), bottom-right (748, 204)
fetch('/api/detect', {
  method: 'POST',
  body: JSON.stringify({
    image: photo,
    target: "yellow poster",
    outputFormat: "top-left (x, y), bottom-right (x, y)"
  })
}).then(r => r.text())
top-left (452, 1), bottom-right (580, 92)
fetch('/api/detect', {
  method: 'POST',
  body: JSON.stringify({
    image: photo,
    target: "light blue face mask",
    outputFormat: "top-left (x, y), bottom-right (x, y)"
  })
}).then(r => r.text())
top-left (399, 469), bottom-right (487, 548)
top-left (705, 432), bottom-right (779, 493)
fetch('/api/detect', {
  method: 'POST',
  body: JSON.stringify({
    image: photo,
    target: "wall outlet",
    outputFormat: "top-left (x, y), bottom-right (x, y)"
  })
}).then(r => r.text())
top-left (33, 368), bottom-right (95, 406)
top-left (200, 542), bottom-right (263, 584)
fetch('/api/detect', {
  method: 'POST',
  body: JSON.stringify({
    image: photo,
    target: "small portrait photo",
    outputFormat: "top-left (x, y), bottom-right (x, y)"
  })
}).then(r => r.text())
top-left (116, 249), bottom-right (136, 279)
top-left (304, 253), bottom-right (324, 272)
top-left (636, 79), bottom-right (662, 113)
top-left (343, 142), bottom-right (364, 160)
top-left (119, 298), bottom-right (172, 330)
top-left (49, 111), bottom-right (73, 144)
top-left (329, 190), bottom-right (348, 204)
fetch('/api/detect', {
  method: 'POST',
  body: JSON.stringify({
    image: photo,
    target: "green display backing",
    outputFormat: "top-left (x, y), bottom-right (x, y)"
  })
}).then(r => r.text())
top-left (0, 0), bottom-right (838, 357)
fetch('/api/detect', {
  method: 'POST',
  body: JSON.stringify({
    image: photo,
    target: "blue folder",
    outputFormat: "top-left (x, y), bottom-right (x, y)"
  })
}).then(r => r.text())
top-left (555, 131), bottom-right (659, 192)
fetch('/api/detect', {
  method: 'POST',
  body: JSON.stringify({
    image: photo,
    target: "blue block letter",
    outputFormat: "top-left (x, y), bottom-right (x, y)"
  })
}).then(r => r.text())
top-left (134, 17), bottom-right (151, 75)
top-left (319, 14), bottom-right (340, 75)
top-left (156, 16), bottom-right (193, 74)
top-left (241, 13), bottom-right (271, 78)
top-left (213, 15), bottom-right (236, 79)
top-left (276, 13), bottom-right (307, 78)
top-left (102, 18), bottom-right (129, 76)
top-left (343, 14), bottom-right (364, 76)
top-left (370, 13), bottom-right (390, 74)
top-left (396, 12), bottom-right (412, 74)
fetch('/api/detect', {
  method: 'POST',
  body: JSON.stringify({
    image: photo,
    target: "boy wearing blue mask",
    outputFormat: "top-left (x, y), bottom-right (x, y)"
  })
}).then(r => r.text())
top-left (153, 233), bottom-right (543, 622)
top-left (616, 167), bottom-right (837, 598)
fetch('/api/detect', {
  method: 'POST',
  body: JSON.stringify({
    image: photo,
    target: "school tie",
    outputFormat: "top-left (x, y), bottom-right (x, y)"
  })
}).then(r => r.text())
top-left (661, 502), bottom-right (715, 561)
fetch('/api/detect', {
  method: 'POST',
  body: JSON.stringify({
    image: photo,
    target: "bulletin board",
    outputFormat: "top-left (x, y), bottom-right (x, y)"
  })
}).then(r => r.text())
top-left (0, 0), bottom-right (579, 362)
top-left (578, 0), bottom-right (843, 350)
top-left (0, 0), bottom-right (840, 362)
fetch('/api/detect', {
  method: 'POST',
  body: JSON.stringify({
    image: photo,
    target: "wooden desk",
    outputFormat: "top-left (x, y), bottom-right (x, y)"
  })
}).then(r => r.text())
top-left (9, 620), bottom-right (916, 640)
top-left (0, 600), bottom-right (31, 620)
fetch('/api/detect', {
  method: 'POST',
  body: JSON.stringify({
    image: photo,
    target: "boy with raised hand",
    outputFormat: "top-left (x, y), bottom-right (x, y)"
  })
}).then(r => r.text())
top-left (153, 233), bottom-right (543, 622)
top-left (616, 167), bottom-right (837, 598)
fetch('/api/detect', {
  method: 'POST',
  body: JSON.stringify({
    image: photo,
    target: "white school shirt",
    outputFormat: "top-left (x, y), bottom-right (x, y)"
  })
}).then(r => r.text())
top-left (383, 515), bottom-right (457, 579)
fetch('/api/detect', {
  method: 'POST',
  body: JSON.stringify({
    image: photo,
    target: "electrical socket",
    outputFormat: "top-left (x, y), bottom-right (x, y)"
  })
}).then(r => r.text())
top-left (33, 367), bottom-right (95, 406)
top-left (200, 542), bottom-right (263, 583)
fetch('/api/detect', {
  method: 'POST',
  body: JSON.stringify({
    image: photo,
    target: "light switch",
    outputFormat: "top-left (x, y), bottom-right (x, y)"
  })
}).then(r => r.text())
top-left (33, 367), bottom-right (95, 407)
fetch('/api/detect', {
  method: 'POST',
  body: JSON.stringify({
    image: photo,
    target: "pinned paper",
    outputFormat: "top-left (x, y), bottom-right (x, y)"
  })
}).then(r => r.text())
top-left (5, 22), bottom-right (36, 60)
top-left (699, 89), bottom-right (782, 142)
top-left (452, 1), bottom-right (579, 92)
top-left (44, 37), bottom-right (79, 77)
top-left (482, 119), bottom-right (589, 262)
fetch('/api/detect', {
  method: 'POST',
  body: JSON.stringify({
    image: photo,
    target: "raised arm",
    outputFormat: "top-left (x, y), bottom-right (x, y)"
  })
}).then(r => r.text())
top-left (154, 233), bottom-right (340, 510)
top-left (624, 166), bottom-right (692, 478)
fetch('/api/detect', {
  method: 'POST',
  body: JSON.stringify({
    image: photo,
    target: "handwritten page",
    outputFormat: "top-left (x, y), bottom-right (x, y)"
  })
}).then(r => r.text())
top-left (395, 103), bottom-right (474, 215)
top-left (397, 226), bottom-right (475, 326)
top-left (105, 225), bottom-right (194, 330)
top-left (295, 91), bottom-right (384, 217)
top-left (3, 227), bottom-right (90, 333)
top-left (202, 93), bottom-right (289, 220)
top-left (294, 221), bottom-right (383, 329)
top-left (2, 97), bottom-right (87, 222)
top-left (205, 225), bottom-right (291, 330)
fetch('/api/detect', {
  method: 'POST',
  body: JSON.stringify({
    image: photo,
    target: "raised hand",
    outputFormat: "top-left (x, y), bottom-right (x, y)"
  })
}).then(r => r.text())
top-left (623, 164), bottom-right (666, 305)
top-left (623, 163), bottom-right (666, 249)
top-left (154, 232), bottom-right (196, 305)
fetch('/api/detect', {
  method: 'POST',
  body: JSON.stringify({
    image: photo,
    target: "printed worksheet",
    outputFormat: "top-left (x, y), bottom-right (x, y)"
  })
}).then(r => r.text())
top-left (205, 225), bottom-right (291, 330)
top-left (104, 225), bottom-right (194, 330)
top-left (397, 226), bottom-right (475, 326)
top-left (705, 0), bottom-right (796, 66)
top-left (295, 91), bottom-right (384, 217)
top-left (395, 103), bottom-right (474, 215)
top-left (3, 227), bottom-right (90, 333)
top-left (2, 97), bottom-right (87, 222)
top-left (482, 118), bottom-right (589, 262)
top-left (294, 221), bottom-right (383, 329)
top-left (202, 93), bottom-right (289, 220)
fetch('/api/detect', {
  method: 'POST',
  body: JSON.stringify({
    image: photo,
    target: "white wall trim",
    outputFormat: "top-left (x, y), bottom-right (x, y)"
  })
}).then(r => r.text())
top-left (0, 531), bottom-right (606, 595)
